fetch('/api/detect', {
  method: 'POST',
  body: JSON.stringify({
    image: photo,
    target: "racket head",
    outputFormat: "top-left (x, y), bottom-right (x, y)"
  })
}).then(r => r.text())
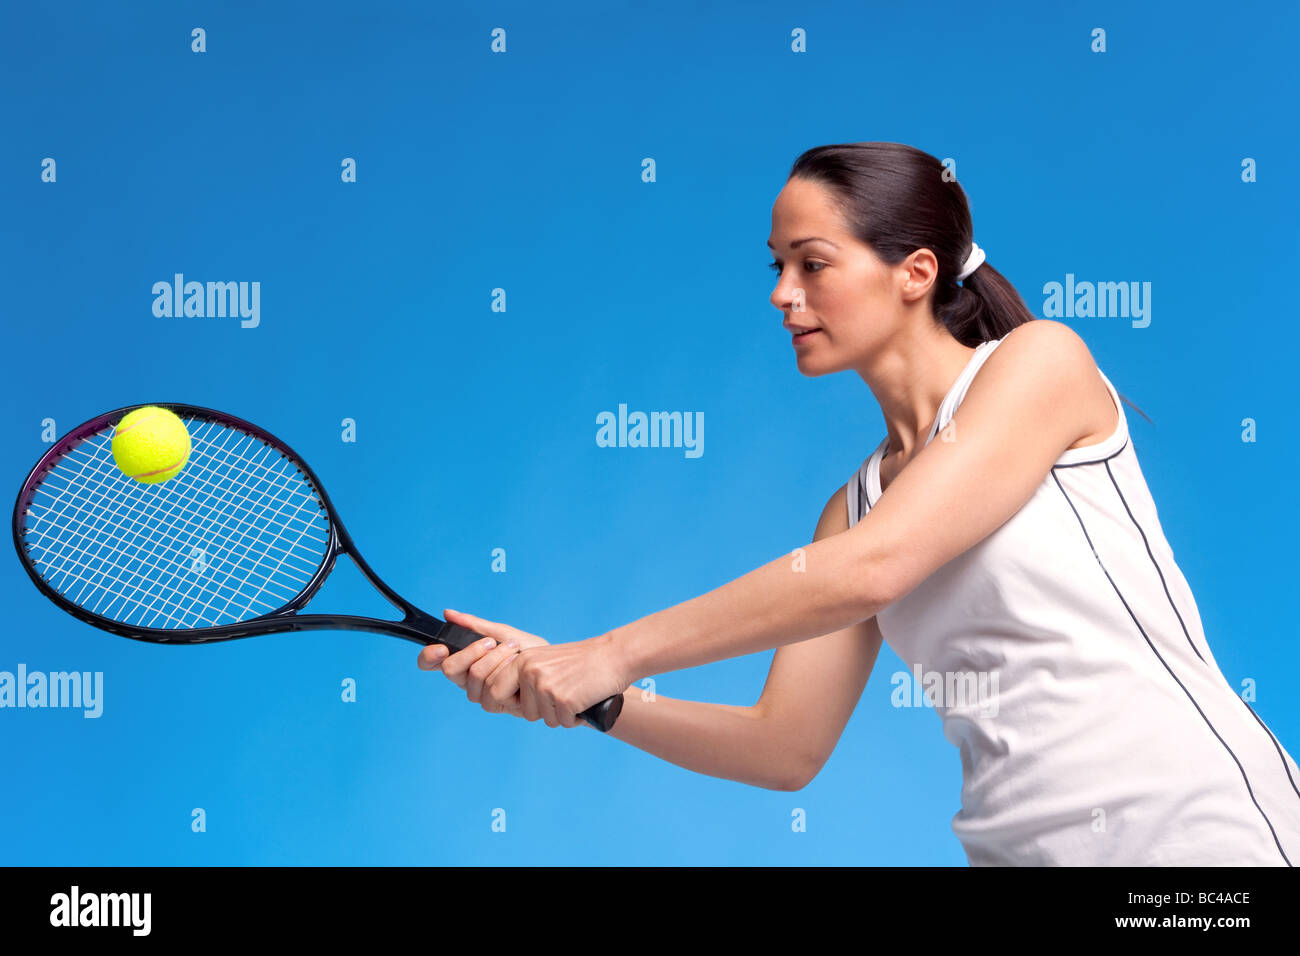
top-left (12, 403), bottom-right (342, 644)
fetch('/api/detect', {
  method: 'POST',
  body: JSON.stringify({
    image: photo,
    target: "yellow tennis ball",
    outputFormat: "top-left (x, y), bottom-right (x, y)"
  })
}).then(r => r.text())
top-left (111, 406), bottom-right (191, 484)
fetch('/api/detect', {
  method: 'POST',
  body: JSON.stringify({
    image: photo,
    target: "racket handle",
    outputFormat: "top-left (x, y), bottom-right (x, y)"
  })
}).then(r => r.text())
top-left (434, 622), bottom-right (489, 652)
top-left (579, 693), bottom-right (624, 733)
top-left (432, 622), bottom-right (625, 732)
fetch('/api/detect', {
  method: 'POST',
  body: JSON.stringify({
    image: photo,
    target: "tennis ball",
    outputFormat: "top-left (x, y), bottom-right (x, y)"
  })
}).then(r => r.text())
top-left (111, 406), bottom-right (191, 484)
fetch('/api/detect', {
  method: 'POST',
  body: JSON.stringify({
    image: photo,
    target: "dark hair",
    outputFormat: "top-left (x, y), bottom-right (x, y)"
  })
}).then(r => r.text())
top-left (787, 142), bottom-right (1150, 424)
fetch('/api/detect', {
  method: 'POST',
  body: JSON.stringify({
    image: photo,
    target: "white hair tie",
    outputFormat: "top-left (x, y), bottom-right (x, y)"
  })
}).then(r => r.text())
top-left (957, 242), bottom-right (985, 281)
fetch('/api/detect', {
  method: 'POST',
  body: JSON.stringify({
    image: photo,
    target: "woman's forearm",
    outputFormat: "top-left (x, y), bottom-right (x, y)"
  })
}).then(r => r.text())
top-left (606, 528), bottom-right (883, 685)
top-left (606, 687), bottom-right (809, 791)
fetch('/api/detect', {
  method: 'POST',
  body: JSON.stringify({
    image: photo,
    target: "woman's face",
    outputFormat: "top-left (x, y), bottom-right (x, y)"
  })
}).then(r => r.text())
top-left (768, 177), bottom-right (915, 376)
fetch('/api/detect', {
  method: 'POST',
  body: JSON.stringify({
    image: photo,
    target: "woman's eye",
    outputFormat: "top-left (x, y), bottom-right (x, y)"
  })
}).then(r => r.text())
top-left (768, 260), bottom-right (824, 275)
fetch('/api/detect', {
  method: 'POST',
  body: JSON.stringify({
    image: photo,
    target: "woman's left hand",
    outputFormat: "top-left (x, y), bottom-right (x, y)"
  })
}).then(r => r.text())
top-left (495, 632), bottom-right (634, 729)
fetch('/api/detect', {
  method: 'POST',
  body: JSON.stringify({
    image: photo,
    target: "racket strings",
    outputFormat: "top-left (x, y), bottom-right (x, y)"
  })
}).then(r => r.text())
top-left (20, 416), bottom-right (333, 630)
top-left (26, 421), bottom-right (323, 628)
top-left (30, 423), bottom-right (306, 622)
top-left (106, 429), bottom-right (317, 629)
top-left (26, 424), bottom-right (313, 628)
top-left (35, 425), bottom-right (314, 613)
top-left (31, 420), bottom-right (324, 627)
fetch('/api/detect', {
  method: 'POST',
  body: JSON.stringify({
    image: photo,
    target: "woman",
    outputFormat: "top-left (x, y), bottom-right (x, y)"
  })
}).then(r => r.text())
top-left (418, 142), bottom-right (1300, 866)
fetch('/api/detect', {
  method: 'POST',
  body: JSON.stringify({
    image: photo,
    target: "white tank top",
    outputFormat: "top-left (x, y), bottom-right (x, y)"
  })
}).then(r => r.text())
top-left (846, 335), bottom-right (1300, 865)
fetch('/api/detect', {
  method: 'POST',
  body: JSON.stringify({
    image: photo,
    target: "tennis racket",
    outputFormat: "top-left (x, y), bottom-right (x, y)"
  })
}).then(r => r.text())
top-left (11, 403), bottom-right (624, 732)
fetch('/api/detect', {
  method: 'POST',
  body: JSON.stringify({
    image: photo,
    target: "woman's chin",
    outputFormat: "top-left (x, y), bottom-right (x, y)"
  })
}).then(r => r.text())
top-left (795, 357), bottom-right (833, 377)
top-left (794, 348), bottom-right (838, 377)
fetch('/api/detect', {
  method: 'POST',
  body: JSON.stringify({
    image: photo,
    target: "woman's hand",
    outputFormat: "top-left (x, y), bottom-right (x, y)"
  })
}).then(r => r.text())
top-left (417, 609), bottom-right (633, 729)
top-left (417, 609), bottom-right (545, 719)
top-left (512, 633), bottom-right (632, 729)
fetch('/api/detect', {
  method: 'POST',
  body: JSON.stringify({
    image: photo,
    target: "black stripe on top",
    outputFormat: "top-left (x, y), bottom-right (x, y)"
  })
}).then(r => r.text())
top-left (1052, 451), bottom-right (1293, 866)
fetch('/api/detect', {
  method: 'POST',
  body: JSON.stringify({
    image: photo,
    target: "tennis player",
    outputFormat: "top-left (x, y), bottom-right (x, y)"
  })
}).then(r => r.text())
top-left (418, 142), bottom-right (1300, 866)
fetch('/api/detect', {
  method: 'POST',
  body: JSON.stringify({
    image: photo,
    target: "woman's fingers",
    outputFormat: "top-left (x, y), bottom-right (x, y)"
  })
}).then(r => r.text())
top-left (486, 654), bottom-right (527, 714)
top-left (416, 643), bottom-right (450, 671)
top-left (539, 698), bottom-right (562, 729)
top-left (417, 610), bottom-right (569, 726)
top-left (517, 668), bottom-right (543, 724)
top-left (466, 640), bottom-right (520, 705)
top-left (426, 636), bottom-right (500, 689)
top-left (417, 609), bottom-right (521, 679)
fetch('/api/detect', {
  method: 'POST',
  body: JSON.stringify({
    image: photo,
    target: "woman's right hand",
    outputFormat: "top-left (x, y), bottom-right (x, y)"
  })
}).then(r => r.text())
top-left (417, 608), bottom-right (551, 718)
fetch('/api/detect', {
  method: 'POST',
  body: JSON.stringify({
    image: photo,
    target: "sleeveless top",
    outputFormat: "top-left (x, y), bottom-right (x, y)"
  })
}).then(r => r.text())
top-left (846, 335), bottom-right (1300, 865)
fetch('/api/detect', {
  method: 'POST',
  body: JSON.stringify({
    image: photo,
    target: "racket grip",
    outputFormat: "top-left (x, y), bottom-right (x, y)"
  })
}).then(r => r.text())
top-left (579, 694), bottom-right (624, 733)
top-left (434, 622), bottom-right (486, 651)
top-left (433, 621), bottom-right (625, 732)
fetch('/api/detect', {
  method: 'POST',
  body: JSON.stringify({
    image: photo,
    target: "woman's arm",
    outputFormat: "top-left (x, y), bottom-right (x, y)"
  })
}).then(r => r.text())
top-left (428, 485), bottom-right (883, 791)
top-left (602, 321), bottom-right (1100, 690)
top-left (606, 484), bottom-right (883, 790)
top-left (476, 321), bottom-right (1100, 733)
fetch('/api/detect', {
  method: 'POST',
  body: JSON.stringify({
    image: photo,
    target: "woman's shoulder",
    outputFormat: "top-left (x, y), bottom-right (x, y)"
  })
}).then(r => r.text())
top-left (815, 481), bottom-right (851, 538)
top-left (975, 321), bottom-right (1124, 462)
top-left (987, 319), bottom-right (1096, 370)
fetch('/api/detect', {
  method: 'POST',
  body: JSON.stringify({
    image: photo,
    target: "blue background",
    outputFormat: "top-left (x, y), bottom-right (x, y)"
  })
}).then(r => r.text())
top-left (1, 0), bottom-right (1296, 865)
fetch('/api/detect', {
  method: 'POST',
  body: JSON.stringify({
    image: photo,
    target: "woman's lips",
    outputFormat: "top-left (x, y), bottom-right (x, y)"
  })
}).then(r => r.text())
top-left (792, 329), bottom-right (822, 347)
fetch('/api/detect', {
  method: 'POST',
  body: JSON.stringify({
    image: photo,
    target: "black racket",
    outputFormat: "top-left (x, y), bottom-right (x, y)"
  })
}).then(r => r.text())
top-left (11, 403), bottom-right (623, 732)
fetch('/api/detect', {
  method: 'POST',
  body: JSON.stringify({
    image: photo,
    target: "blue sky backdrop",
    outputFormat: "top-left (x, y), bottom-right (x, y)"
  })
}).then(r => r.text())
top-left (1, 0), bottom-right (1296, 864)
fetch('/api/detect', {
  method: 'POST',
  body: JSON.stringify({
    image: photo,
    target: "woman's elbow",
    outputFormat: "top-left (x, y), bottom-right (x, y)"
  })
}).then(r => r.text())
top-left (774, 755), bottom-right (824, 791)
